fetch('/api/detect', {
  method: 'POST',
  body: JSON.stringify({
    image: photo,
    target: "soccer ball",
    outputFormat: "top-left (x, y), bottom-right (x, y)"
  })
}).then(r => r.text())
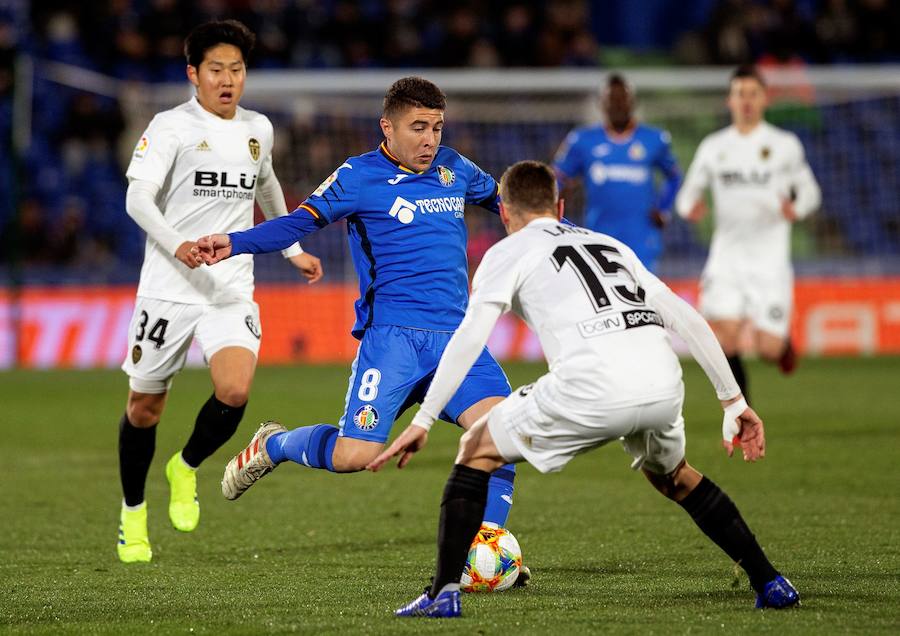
top-left (461, 525), bottom-right (523, 592)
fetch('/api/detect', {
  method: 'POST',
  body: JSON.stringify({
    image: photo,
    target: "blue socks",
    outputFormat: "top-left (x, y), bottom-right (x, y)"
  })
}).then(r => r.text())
top-left (266, 424), bottom-right (339, 471)
top-left (266, 426), bottom-right (516, 527)
top-left (483, 464), bottom-right (516, 527)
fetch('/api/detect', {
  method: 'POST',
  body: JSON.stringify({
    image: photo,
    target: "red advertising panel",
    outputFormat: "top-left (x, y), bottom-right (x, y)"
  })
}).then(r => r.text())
top-left (2, 278), bottom-right (899, 368)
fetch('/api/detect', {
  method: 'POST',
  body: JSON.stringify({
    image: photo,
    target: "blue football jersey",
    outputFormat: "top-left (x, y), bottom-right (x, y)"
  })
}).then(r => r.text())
top-left (229, 142), bottom-right (499, 337)
top-left (554, 123), bottom-right (680, 270)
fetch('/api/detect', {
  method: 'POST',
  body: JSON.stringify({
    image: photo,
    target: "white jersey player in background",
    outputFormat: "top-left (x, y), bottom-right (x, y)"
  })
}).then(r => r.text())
top-left (115, 19), bottom-right (322, 563)
top-left (370, 160), bottom-right (799, 618)
top-left (676, 64), bottom-right (821, 401)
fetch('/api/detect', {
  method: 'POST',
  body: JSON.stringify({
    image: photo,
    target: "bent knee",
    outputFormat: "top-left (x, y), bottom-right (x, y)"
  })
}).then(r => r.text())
top-left (214, 384), bottom-right (251, 408)
top-left (330, 438), bottom-right (381, 472)
top-left (127, 393), bottom-right (166, 427)
top-left (644, 459), bottom-right (701, 502)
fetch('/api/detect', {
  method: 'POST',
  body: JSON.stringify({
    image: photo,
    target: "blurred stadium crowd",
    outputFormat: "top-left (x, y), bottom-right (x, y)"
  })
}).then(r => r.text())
top-left (1, 0), bottom-right (899, 279)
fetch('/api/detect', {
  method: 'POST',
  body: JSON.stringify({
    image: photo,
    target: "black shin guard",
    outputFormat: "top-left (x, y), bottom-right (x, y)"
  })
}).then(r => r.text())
top-left (431, 464), bottom-right (491, 597)
top-left (726, 354), bottom-right (750, 403)
top-left (118, 414), bottom-right (157, 507)
top-left (181, 394), bottom-right (246, 468)
top-left (679, 476), bottom-right (778, 593)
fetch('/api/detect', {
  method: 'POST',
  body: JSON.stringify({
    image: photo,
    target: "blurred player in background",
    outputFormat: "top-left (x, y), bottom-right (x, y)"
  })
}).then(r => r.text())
top-left (116, 19), bottom-right (322, 563)
top-left (199, 77), bottom-right (526, 576)
top-left (554, 73), bottom-right (681, 271)
top-left (371, 160), bottom-right (798, 618)
top-left (676, 65), bottom-right (821, 401)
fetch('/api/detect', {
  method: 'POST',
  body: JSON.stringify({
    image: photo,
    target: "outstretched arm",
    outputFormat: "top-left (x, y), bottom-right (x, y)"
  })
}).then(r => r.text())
top-left (367, 301), bottom-right (504, 471)
top-left (256, 170), bottom-right (323, 282)
top-left (648, 288), bottom-right (765, 461)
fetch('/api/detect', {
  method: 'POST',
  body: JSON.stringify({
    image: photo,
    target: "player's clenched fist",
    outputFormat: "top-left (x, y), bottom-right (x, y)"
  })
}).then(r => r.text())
top-left (198, 234), bottom-right (233, 264)
top-left (175, 240), bottom-right (204, 269)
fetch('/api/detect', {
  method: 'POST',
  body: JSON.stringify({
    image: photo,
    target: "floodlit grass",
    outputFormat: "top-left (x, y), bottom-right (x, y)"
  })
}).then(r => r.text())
top-left (3, 358), bottom-right (899, 634)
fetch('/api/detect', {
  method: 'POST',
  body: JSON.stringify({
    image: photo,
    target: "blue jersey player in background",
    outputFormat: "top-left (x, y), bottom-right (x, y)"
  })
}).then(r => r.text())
top-left (554, 73), bottom-right (681, 272)
top-left (199, 77), bottom-right (526, 579)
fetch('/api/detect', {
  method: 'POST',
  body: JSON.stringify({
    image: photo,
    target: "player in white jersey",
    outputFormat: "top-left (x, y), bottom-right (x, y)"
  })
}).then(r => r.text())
top-left (115, 20), bottom-right (323, 563)
top-left (370, 161), bottom-right (799, 617)
top-left (676, 65), bottom-right (821, 400)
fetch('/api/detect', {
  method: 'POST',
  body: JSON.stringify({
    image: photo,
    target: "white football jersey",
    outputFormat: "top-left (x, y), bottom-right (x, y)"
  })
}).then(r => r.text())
top-left (676, 121), bottom-right (820, 278)
top-left (471, 218), bottom-right (683, 410)
top-left (126, 97), bottom-right (275, 304)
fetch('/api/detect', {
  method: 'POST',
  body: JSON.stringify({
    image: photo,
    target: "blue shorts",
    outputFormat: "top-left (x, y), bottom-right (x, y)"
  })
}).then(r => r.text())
top-left (337, 325), bottom-right (511, 443)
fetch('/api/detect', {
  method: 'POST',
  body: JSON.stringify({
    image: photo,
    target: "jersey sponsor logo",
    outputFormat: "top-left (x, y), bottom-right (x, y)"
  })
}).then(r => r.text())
top-left (718, 170), bottom-right (771, 186)
top-left (577, 309), bottom-right (662, 339)
top-left (437, 165), bottom-right (456, 187)
top-left (628, 141), bottom-right (646, 161)
top-left (244, 315), bottom-right (261, 339)
top-left (193, 171), bottom-right (258, 200)
top-left (388, 195), bottom-right (465, 223)
top-left (131, 344), bottom-right (142, 364)
top-left (313, 162), bottom-right (352, 197)
top-left (133, 135), bottom-right (149, 160)
top-left (388, 173), bottom-right (409, 185)
top-left (415, 196), bottom-right (465, 216)
top-left (353, 404), bottom-right (379, 431)
top-left (589, 162), bottom-right (649, 185)
top-left (248, 137), bottom-right (260, 162)
top-left (388, 196), bottom-right (417, 224)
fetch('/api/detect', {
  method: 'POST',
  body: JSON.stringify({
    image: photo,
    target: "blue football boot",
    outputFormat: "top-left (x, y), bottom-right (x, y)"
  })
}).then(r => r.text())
top-left (395, 586), bottom-right (461, 618)
top-left (755, 575), bottom-right (800, 609)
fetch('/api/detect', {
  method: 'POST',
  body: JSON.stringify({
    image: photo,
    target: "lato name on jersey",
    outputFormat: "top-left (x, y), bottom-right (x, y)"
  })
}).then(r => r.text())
top-left (192, 170), bottom-right (257, 200)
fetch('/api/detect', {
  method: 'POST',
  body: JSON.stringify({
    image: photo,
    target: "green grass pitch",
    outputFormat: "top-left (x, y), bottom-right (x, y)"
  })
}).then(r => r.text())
top-left (2, 358), bottom-right (899, 634)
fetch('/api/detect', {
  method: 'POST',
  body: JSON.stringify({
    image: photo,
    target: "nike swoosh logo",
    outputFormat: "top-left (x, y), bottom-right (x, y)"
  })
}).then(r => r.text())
top-left (388, 174), bottom-right (409, 185)
top-left (501, 495), bottom-right (513, 505)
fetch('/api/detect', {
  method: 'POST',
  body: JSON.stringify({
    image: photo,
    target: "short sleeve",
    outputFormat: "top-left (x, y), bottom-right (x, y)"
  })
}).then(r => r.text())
top-left (553, 130), bottom-right (583, 178)
top-left (301, 160), bottom-right (359, 223)
top-left (125, 114), bottom-right (180, 188)
top-left (460, 154), bottom-right (499, 210)
top-left (469, 241), bottom-right (520, 312)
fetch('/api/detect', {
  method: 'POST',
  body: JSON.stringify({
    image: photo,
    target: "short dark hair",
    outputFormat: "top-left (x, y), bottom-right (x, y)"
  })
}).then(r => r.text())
top-left (499, 161), bottom-right (558, 215)
top-left (731, 64), bottom-right (766, 87)
top-left (606, 73), bottom-right (629, 89)
top-left (184, 20), bottom-right (256, 68)
top-left (383, 77), bottom-right (446, 119)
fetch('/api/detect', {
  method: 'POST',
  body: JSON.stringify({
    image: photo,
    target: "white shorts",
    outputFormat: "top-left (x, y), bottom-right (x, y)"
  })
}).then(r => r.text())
top-left (487, 381), bottom-right (686, 475)
top-left (121, 297), bottom-right (261, 393)
top-left (699, 269), bottom-right (793, 338)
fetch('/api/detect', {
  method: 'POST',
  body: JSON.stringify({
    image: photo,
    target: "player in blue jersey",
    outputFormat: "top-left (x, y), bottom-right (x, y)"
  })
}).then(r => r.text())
top-left (198, 77), bottom-right (524, 570)
top-left (554, 73), bottom-right (681, 271)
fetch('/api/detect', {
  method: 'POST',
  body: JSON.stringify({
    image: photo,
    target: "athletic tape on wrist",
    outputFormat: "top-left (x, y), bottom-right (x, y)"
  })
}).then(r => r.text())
top-left (722, 397), bottom-right (748, 442)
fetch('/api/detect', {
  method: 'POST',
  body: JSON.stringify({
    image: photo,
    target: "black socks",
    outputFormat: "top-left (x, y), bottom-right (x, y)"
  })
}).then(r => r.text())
top-left (679, 476), bottom-right (778, 593)
top-left (181, 393), bottom-right (246, 468)
top-left (118, 414), bottom-right (157, 507)
top-left (431, 464), bottom-right (491, 598)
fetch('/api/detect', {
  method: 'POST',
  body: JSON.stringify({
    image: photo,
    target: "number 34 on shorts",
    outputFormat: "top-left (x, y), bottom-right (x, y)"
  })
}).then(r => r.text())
top-left (121, 297), bottom-right (262, 381)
